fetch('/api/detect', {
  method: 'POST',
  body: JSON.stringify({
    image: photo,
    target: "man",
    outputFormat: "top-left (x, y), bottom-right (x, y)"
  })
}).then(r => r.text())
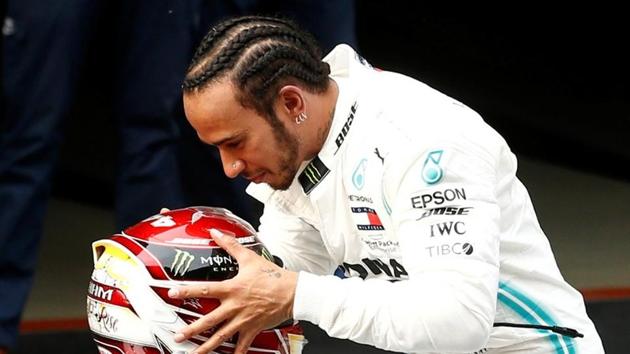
top-left (171, 16), bottom-right (604, 354)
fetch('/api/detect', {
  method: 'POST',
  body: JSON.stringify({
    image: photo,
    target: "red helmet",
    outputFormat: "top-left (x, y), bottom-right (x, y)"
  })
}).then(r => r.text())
top-left (87, 206), bottom-right (306, 354)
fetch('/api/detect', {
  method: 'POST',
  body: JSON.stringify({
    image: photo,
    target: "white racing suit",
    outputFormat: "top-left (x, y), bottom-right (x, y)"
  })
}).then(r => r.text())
top-left (246, 44), bottom-right (604, 354)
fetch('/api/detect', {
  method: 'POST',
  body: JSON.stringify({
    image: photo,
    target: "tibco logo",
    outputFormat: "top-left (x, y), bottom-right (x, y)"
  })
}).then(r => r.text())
top-left (426, 242), bottom-right (474, 257)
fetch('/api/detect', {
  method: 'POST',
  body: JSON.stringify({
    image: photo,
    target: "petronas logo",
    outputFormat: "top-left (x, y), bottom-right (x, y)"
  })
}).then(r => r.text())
top-left (171, 249), bottom-right (195, 276)
top-left (422, 150), bottom-right (444, 185)
top-left (352, 159), bottom-right (367, 190)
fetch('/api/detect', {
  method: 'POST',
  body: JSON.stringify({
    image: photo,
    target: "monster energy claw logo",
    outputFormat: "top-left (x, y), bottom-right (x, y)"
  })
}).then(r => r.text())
top-left (303, 164), bottom-right (322, 185)
top-left (261, 247), bottom-right (274, 262)
top-left (298, 156), bottom-right (330, 194)
top-left (171, 249), bottom-right (195, 276)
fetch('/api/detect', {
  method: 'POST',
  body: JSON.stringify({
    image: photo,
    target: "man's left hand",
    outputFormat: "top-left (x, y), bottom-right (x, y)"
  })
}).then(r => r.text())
top-left (168, 228), bottom-right (298, 354)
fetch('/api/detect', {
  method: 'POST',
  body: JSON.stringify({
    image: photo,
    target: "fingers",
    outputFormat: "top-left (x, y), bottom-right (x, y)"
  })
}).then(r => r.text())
top-left (174, 305), bottom-right (233, 344)
top-left (168, 282), bottom-right (229, 299)
top-left (233, 329), bottom-right (258, 354)
top-left (193, 319), bottom-right (242, 354)
top-left (210, 228), bottom-right (252, 260)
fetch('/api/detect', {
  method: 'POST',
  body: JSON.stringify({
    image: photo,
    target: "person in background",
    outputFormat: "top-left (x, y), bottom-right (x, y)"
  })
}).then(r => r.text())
top-left (0, 2), bottom-right (356, 352)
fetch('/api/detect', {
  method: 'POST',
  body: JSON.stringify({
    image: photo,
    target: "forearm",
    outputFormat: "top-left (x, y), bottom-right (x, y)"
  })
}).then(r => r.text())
top-left (293, 266), bottom-right (496, 353)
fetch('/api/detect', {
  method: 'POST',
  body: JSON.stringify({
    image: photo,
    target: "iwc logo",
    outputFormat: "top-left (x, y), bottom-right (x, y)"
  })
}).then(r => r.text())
top-left (422, 150), bottom-right (444, 185)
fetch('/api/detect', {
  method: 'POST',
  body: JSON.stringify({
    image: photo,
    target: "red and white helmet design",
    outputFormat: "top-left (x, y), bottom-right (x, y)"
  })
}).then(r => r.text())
top-left (87, 206), bottom-right (306, 354)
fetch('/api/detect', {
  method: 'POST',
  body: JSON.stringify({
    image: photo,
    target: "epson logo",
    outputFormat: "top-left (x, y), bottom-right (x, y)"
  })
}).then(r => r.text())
top-left (411, 188), bottom-right (466, 209)
top-left (88, 282), bottom-right (113, 301)
top-left (334, 102), bottom-right (358, 154)
top-left (416, 206), bottom-right (473, 221)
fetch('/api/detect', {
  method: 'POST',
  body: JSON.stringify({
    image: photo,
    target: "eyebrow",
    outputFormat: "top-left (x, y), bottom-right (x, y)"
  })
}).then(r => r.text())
top-left (210, 132), bottom-right (244, 147)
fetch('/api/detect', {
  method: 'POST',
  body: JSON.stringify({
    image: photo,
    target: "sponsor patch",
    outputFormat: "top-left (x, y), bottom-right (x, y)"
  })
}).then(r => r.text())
top-left (334, 102), bottom-right (358, 154)
top-left (298, 156), bottom-right (330, 194)
top-left (351, 207), bottom-right (385, 231)
top-left (411, 188), bottom-right (466, 209)
top-left (426, 242), bottom-right (474, 257)
top-left (429, 221), bottom-right (466, 237)
top-left (416, 206), bottom-right (473, 221)
top-left (422, 150), bottom-right (444, 185)
top-left (352, 159), bottom-right (367, 190)
top-left (348, 194), bottom-right (373, 203)
top-left (343, 258), bottom-right (408, 280)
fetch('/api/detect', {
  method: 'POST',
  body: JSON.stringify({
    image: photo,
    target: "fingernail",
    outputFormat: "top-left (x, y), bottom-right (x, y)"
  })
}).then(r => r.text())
top-left (173, 332), bottom-right (185, 342)
top-left (210, 228), bottom-right (223, 238)
top-left (168, 288), bottom-right (179, 298)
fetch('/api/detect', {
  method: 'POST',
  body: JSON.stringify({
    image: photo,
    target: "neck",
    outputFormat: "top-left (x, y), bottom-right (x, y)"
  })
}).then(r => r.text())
top-left (303, 79), bottom-right (339, 160)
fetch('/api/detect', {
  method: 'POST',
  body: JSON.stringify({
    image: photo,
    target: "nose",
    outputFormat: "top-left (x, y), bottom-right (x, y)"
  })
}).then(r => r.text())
top-left (220, 151), bottom-right (244, 178)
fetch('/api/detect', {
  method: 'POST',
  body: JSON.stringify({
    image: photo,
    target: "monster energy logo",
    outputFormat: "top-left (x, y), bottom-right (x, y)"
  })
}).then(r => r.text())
top-left (303, 164), bottom-right (322, 184)
top-left (171, 249), bottom-right (195, 276)
top-left (261, 247), bottom-right (274, 262)
top-left (200, 254), bottom-right (234, 266)
top-left (298, 156), bottom-right (330, 194)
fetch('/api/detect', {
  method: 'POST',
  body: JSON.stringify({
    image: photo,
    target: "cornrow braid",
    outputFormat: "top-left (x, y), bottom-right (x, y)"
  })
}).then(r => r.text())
top-left (235, 42), bottom-right (330, 118)
top-left (187, 15), bottom-right (303, 70)
top-left (184, 25), bottom-right (314, 90)
top-left (182, 16), bottom-right (331, 123)
top-left (239, 44), bottom-right (327, 84)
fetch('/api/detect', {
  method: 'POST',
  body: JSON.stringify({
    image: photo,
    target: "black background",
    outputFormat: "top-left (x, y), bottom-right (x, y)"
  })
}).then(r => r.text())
top-left (47, 5), bottom-right (627, 206)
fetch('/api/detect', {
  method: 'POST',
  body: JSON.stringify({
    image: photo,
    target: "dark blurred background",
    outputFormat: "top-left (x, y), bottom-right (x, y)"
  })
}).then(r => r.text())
top-left (3, 3), bottom-right (629, 354)
top-left (49, 5), bottom-right (627, 208)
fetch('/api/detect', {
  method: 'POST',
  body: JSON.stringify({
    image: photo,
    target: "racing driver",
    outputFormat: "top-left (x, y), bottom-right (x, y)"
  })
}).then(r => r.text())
top-left (168, 15), bottom-right (605, 354)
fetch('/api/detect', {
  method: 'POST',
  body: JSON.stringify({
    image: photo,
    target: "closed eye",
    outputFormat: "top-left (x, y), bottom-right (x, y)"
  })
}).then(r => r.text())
top-left (224, 139), bottom-right (242, 149)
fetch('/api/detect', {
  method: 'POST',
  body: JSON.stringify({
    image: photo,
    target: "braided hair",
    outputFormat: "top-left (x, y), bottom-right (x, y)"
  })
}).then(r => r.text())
top-left (182, 16), bottom-right (331, 121)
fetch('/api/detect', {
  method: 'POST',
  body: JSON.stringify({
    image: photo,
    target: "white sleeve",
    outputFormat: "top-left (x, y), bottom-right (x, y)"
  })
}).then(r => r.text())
top-left (293, 125), bottom-right (504, 352)
top-left (257, 202), bottom-right (338, 276)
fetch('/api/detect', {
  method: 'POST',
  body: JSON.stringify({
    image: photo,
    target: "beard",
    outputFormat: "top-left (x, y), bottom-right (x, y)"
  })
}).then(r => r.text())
top-left (267, 114), bottom-right (300, 190)
top-left (268, 122), bottom-right (300, 190)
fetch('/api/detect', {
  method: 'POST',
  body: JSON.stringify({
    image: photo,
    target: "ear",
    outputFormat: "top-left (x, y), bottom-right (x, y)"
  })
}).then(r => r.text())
top-left (277, 85), bottom-right (305, 119)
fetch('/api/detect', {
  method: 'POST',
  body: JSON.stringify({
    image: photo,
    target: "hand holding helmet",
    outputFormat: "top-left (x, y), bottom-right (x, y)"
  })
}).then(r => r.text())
top-left (87, 206), bottom-right (306, 354)
top-left (169, 227), bottom-right (298, 354)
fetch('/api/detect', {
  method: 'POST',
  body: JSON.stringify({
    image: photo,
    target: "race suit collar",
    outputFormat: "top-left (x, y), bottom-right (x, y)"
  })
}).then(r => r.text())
top-left (297, 45), bottom-right (363, 194)
top-left (247, 44), bottom-right (365, 202)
